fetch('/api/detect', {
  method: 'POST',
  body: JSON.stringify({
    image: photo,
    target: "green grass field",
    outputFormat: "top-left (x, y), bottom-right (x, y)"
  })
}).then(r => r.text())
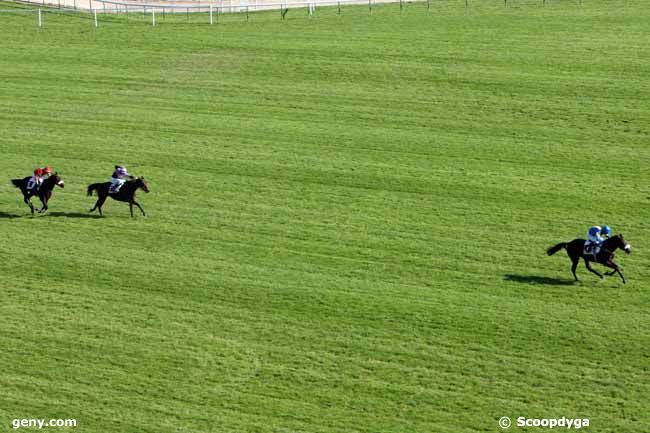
top-left (1, 1), bottom-right (649, 432)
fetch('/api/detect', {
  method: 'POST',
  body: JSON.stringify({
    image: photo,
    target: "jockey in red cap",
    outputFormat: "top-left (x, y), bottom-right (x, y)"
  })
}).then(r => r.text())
top-left (27, 167), bottom-right (44, 191)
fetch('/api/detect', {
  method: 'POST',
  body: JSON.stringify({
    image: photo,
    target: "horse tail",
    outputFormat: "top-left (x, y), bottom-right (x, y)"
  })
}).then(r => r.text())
top-left (547, 242), bottom-right (567, 256)
top-left (87, 183), bottom-right (100, 196)
top-left (11, 179), bottom-right (22, 188)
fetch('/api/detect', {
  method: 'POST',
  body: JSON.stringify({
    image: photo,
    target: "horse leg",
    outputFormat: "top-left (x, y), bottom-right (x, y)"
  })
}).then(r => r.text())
top-left (97, 195), bottom-right (107, 217)
top-left (24, 195), bottom-right (35, 214)
top-left (617, 268), bottom-right (627, 284)
top-left (92, 194), bottom-right (107, 217)
top-left (584, 260), bottom-right (603, 280)
top-left (602, 261), bottom-right (626, 284)
top-left (133, 200), bottom-right (145, 217)
top-left (38, 194), bottom-right (48, 213)
top-left (129, 202), bottom-right (134, 218)
top-left (571, 257), bottom-right (579, 281)
top-left (44, 191), bottom-right (52, 212)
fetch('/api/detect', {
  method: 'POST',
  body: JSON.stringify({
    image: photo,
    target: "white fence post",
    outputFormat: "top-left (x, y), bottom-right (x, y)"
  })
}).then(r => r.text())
top-left (209, 4), bottom-right (213, 24)
top-left (94, 8), bottom-right (98, 27)
top-left (37, 8), bottom-right (42, 27)
top-left (152, 8), bottom-right (156, 26)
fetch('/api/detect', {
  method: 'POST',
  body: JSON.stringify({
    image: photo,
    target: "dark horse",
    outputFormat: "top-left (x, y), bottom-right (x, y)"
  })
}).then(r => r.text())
top-left (547, 234), bottom-right (632, 284)
top-left (87, 177), bottom-right (149, 217)
top-left (11, 173), bottom-right (65, 214)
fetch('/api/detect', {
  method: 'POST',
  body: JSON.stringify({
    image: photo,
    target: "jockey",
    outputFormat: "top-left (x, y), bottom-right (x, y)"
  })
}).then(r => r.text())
top-left (585, 225), bottom-right (612, 255)
top-left (41, 165), bottom-right (53, 178)
top-left (601, 225), bottom-right (613, 239)
top-left (26, 167), bottom-right (44, 191)
top-left (109, 165), bottom-right (130, 194)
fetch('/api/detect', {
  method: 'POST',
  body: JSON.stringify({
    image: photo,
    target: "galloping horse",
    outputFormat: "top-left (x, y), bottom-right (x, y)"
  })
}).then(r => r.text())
top-left (547, 234), bottom-right (632, 284)
top-left (11, 173), bottom-right (65, 214)
top-left (87, 176), bottom-right (149, 217)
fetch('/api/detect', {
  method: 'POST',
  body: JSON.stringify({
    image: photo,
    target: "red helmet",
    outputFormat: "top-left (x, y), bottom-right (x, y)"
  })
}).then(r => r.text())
top-left (34, 168), bottom-right (44, 176)
top-left (43, 166), bottom-right (52, 174)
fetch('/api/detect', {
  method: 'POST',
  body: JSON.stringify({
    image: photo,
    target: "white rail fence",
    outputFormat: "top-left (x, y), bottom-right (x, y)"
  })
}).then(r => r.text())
top-left (1, 0), bottom-right (613, 27)
top-left (11, 0), bottom-right (426, 13)
top-left (4, 0), bottom-right (434, 27)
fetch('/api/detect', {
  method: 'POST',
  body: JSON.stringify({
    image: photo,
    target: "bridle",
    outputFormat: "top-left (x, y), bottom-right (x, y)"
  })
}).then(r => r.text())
top-left (600, 237), bottom-right (631, 257)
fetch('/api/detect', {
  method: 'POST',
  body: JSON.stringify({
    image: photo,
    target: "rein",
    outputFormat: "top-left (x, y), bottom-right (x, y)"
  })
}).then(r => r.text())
top-left (43, 178), bottom-right (56, 191)
top-left (598, 238), bottom-right (622, 260)
top-left (600, 236), bottom-right (622, 256)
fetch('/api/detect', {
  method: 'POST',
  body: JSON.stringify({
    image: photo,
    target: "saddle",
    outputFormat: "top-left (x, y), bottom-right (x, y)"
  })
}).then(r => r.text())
top-left (109, 182), bottom-right (123, 194)
top-left (27, 182), bottom-right (40, 193)
top-left (583, 241), bottom-right (600, 257)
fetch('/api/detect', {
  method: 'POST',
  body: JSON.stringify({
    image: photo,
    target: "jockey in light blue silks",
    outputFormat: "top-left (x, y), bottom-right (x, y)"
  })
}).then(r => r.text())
top-left (585, 225), bottom-right (612, 256)
top-left (109, 165), bottom-right (130, 194)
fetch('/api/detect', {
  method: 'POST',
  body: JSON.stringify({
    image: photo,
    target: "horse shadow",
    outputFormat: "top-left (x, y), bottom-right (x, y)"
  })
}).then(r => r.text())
top-left (0, 211), bottom-right (22, 219)
top-left (504, 274), bottom-right (576, 286)
top-left (46, 211), bottom-right (102, 219)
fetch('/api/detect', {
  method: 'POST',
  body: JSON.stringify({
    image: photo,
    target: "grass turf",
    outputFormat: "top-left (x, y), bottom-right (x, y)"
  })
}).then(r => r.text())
top-left (0, 1), bottom-right (649, 432)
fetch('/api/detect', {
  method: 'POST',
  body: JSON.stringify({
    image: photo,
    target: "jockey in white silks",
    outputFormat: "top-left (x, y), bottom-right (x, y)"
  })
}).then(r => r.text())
top-left (109, 166), bottom-right (130, 194)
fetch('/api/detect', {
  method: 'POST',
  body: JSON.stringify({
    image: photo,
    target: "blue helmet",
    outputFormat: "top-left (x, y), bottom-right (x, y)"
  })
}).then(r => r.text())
top-left (601, 225), bottom-right (612, 237)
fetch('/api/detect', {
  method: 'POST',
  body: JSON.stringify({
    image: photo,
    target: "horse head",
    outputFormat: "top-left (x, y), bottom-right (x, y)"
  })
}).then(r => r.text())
top-left (51, 172), bottom-right (65, 189)
top-left (43, 173), bottom-right (64, 190)
top-left (136, 176), bottom-right (150, 193)
top-left (608, 234), bottom-right (632, 254)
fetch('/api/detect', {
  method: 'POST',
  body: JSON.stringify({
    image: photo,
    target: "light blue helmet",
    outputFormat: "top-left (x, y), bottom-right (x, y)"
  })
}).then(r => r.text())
top-left (601, 225), bottom-right (612, 237)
